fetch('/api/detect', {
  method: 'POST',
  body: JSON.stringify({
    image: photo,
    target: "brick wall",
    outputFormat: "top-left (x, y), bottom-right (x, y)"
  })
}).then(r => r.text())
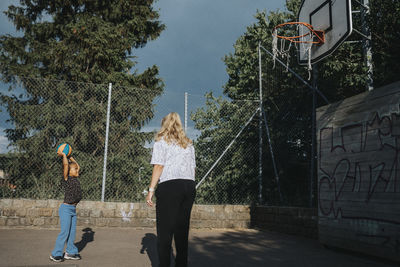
top-left (0, 199), bottom-right (250, 229)
top-left (251, 206), bottom-right (318, 239)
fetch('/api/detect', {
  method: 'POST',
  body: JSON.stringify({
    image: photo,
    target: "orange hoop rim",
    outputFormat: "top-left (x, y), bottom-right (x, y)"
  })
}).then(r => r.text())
top-left (272, 22), bottom-right (325, 44)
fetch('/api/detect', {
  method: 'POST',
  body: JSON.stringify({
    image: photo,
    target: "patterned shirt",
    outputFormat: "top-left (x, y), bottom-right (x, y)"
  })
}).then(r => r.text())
top-left (151, 139), bottom-right (196, 183)
top-left (61, 176), bottom-right (82, 204)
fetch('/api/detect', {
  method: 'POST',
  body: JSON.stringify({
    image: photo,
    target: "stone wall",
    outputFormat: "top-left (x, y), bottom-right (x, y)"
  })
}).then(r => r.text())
top-left (251, 206), bottom-right (318, 239)
top-left (0, 199), bottom-right (250, 229)
top-left (0, 198), bottom-right (319, 237)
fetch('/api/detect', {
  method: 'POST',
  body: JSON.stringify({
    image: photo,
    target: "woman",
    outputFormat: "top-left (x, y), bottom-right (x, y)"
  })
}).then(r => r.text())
top-left (146, 112), bottom-right (196, 267)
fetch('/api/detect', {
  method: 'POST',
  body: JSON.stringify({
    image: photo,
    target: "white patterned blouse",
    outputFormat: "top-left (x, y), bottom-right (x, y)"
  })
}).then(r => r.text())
top-left (150, 139), bottom-right (196, 183)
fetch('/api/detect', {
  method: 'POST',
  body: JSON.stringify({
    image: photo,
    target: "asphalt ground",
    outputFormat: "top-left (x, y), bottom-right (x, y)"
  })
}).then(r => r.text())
top-left (0, 227), bottom-right (396, 267)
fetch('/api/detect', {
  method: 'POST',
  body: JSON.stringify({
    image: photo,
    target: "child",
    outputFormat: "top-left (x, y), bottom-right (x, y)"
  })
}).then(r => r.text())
top-left (50, 151), bottom-right (82, 262)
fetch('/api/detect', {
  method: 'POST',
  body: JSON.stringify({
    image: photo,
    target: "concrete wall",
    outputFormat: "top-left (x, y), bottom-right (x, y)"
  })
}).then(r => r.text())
top-left (0, 199), bottom-right (250, 229)
top-left (250, 206), bottom-right (318, 239)
top-left (317, 81), bottom-right (400, 262)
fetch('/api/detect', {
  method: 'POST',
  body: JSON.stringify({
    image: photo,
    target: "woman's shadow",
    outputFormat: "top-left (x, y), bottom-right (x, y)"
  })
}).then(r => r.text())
top-left (141, 233), bottom-right (159, 267)
top-left (75, 227), bottom-right (95, 252)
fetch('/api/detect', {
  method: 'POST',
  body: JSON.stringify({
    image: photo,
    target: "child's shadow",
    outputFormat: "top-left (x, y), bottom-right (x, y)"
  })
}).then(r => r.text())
top-left (75, 227), bottom-right (95, 252)
top-left (140, 233), bottom-right (159, 267)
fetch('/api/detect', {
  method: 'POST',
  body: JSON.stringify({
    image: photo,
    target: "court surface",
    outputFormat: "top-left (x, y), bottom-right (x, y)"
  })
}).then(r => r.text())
top-left (0, 227), bottom-right (396, 267)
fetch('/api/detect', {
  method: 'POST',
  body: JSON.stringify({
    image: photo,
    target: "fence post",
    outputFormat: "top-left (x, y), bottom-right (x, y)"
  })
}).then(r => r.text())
top-left (101, 82), bottom-right (112, 202)
top-left (258, 42), bottom-right (263, 204)
top-left (310, 67), bottom-right (318, 207)
top-left (360, 0), bottom-right (373, 91)
top-left (184, 92), bottom-right (188, 133)
top-left (261, 106), bottom-right (282, 203)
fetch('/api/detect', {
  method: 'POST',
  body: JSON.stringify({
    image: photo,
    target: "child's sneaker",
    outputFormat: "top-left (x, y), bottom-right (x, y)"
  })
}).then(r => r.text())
top-left (49, 255), bottom-right (64, 262)
top-left (64, 253), bottom-right (81, 260)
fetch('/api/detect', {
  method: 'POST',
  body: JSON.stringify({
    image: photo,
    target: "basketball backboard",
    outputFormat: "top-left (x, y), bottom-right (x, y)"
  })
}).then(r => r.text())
top-left (298, 0), bottom-right (353, 65)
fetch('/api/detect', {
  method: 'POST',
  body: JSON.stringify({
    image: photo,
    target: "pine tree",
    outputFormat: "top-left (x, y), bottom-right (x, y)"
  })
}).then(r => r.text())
top-left (0, 0), bottom-right (165, 200)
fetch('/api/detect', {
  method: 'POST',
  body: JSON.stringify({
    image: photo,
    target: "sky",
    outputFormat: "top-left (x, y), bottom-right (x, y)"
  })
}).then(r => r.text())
top-left (0, 0), bottom-right (286, 153)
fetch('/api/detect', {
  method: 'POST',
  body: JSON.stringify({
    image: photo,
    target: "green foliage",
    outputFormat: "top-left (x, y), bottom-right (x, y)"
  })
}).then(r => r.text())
top-left (193, 0), bottom-right (400, 205)
top-left (0, 0), bottom-right (164, 200)
top-left (192, 93), bottom-right (259, 204)
top-left (368, 0), bottom-right (400, 87)
top-left (194, 1), bottom-right (316, 205)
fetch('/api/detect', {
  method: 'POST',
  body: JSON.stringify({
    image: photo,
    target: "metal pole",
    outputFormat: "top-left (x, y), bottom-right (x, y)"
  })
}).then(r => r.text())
top-left (101, 83), bottom-right (112, 202)
top-left (184, 92), bottom-right (188, 132)
top-left (258, 42), bottom-right (263, 204)
top-left (261, 106), bottom-right (282, 202)
top-left (310, 66), bottom-right (318, 207)
top-left (361, 0), bottom-right (373, 91)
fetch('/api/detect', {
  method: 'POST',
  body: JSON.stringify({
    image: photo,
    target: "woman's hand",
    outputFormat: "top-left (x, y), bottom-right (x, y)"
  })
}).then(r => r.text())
top-left (146, 191), bottom-right (154, 207)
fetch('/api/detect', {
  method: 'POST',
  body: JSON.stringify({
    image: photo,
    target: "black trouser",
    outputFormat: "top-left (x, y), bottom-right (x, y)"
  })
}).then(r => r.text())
top-left (156, 179), bottom-right (196, 267)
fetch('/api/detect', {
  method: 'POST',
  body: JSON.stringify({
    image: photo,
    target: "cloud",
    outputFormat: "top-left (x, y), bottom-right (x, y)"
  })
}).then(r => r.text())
top-left (0, 0), bottom-right (284, 153)
top-left (0, 0), bottom-right (21, 36)
top-left (134, 0), bottom-right (285, 95)
top-left (186, 127), bottom-right (201, 140)
top-left (141, 125), bottom-right (159, 133)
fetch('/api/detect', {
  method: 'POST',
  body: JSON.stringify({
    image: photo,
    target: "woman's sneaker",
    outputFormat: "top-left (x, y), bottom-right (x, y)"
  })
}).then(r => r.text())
top-left (49, 255), bottom-right (63, 262)
top-left (64, 253), bottom-right (81, 260)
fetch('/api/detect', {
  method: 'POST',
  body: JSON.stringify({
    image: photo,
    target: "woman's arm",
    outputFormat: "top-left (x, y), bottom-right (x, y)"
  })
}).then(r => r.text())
top-left (146, 164), bottom-right (164, 207)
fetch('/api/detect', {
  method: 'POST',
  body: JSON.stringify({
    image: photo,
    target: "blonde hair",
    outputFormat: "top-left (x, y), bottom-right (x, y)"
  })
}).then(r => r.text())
top-left (156, 112), bottom-right (192, 149)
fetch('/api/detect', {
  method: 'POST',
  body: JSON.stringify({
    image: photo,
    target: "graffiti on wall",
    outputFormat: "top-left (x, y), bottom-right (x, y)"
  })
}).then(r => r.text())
top-left (318, 110), bottom-right (400, 251)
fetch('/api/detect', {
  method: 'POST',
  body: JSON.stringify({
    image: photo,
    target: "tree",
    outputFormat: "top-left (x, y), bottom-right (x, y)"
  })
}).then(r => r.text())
top-left (192, 93), bottom-right (258, 204)
top-left (193, 0), bottom-right (400, 205)
top-left (0, 0), bottom-right (165, 200)
top-left (368, 0), bottom-right (400, 87)
top-left (194, 3), bottom-right (319, 205)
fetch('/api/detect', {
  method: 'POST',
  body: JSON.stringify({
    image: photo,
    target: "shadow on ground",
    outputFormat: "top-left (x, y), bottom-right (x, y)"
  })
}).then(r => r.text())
top-left (185, 230), bottom-right (393, 267)
top-left (141, 233), bottom-right (159, 267)
top-left (75, 227), bottom-right (95, 252)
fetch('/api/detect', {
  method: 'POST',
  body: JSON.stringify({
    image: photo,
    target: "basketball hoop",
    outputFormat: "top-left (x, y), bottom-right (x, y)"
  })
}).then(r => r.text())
top-left (273, 22), bottom-right (325, 44)
top-left (272, 22), bottom-right (325, 77)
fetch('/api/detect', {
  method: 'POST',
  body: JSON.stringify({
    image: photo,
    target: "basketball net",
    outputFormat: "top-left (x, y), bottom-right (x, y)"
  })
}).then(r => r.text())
top-left (272, 22), bottom-right (323, 80)
top-left (272, 28), bottom-right (294, 72)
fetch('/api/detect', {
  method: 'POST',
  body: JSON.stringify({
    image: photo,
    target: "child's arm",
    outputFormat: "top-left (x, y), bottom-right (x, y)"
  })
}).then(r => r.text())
top-left (69, 156), bottom-right (80, 173)
top-left (61, 153), bottom-right (69, 180)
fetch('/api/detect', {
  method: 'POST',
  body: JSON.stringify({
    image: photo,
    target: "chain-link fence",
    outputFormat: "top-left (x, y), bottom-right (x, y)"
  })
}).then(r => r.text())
top-left (0, 52), bottom-right (323, 205)
top-left (258, 45), bottom-right (329, 207)
top-left (0, 77), bottom-right (259, 204)
top-left (192, 97), bottom-right (259, 204)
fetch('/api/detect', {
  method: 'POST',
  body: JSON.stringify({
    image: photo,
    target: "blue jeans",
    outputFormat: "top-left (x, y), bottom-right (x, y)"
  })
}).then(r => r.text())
top-left (51, 203), bottom-right (78, 257)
